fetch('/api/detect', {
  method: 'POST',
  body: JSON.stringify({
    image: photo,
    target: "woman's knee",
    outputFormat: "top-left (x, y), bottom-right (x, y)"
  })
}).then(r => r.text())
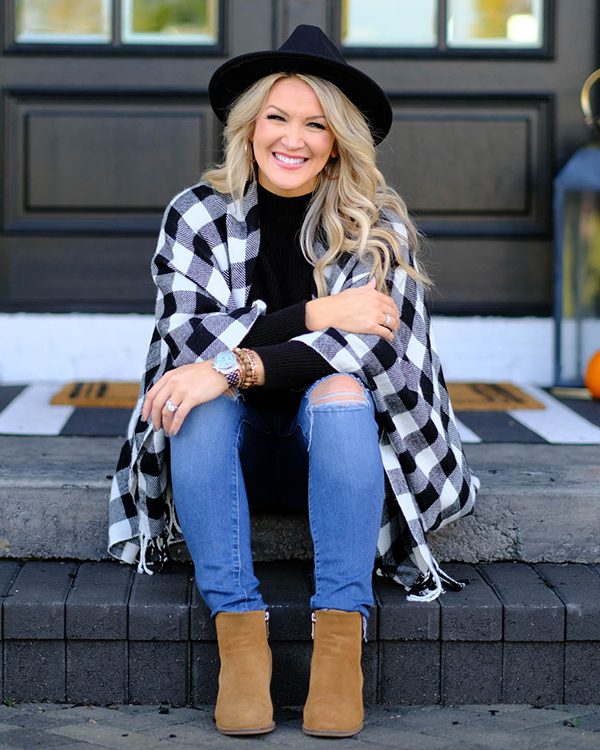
top-left (172, 394), bottom-right (242, 443)
top-left (170, 395), bottom-right (244, 486)
top-left (309, 374), bottom-right (369, 408)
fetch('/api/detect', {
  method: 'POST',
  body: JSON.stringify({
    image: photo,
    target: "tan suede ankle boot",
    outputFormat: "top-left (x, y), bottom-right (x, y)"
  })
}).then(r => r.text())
top-left (214, 610), bottom-right (275, 735)
top-left (302, 609), bottom-right (365, 737)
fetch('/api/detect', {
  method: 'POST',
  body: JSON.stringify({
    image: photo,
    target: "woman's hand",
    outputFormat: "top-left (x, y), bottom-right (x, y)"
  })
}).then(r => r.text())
top-left (305, 278), bottom-right (399, 342)
top-left (142, 361), bottom-right (230, 436)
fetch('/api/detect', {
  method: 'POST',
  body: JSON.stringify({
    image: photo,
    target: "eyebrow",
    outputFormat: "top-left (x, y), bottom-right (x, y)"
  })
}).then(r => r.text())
top-left (265, 104), bottom-right (327, 120)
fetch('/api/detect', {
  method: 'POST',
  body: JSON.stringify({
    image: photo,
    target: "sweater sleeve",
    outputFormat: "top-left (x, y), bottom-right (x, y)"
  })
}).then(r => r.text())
top-left (252, 341), bottom-right (335, 390)
top-left (240, 301), bottom-right (310, 347)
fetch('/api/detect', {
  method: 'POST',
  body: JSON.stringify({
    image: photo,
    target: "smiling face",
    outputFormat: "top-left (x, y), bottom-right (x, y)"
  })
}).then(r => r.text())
top-left (251, 77), bottom-right (337, 198)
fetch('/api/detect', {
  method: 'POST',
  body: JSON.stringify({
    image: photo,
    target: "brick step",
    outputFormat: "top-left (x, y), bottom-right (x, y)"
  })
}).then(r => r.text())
top-left (1, 437), bottom-right (599, 564)
top-left (1, 560), bottom-right (600, 707)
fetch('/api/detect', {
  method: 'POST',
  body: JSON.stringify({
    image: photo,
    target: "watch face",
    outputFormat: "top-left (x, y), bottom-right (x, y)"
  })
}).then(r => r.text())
top-left (214, 350), bottom-right (237, 371)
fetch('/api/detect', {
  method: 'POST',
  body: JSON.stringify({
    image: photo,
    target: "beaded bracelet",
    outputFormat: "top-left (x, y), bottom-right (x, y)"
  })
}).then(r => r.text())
top-left (243, 349), bottom-right (258, 388)
top-left (235, 348), bottom-right (254, 389)
top-left (234, 347), bottom-right (259, 389)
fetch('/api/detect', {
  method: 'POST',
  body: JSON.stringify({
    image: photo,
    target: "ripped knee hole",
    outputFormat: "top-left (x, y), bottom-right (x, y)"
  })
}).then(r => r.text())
top-left (309, 376), bottom-right (368, 407)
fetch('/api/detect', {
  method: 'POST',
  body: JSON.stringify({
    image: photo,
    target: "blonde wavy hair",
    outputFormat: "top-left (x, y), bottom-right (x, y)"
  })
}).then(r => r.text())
top-left (203, 72), bottom-right (430, 295)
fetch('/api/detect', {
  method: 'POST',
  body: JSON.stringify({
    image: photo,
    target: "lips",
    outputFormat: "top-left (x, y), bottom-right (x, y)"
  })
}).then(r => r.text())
top-left (273, 152), bottom-right (308, 166)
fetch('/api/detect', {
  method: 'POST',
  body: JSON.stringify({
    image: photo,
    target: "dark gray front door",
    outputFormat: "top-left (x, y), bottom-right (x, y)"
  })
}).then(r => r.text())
top-left (0, 0), bottom-right (598, 315)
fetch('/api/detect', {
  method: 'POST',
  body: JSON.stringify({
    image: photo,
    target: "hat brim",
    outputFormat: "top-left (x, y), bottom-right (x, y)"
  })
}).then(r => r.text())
top-left (208, 50), bottom-right (392, 145)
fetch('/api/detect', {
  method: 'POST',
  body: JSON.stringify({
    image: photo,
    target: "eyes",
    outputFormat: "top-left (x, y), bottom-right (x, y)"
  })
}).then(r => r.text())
top-left (265, 113), bottom-right (327, 130)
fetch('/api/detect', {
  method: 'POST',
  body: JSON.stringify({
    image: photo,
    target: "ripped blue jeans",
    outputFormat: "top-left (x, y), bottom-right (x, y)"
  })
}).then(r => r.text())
top-left (170, 374), bottom-right (385, 619)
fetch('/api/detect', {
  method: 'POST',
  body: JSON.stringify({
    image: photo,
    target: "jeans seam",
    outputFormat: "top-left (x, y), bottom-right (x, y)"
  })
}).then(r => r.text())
top-left (232, 418), bottom-right (249, 610)
top-left (308, 469), bottom-right (321, 609)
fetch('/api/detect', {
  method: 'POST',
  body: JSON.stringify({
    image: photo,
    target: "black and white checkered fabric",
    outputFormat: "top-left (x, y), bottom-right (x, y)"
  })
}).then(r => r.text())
top-left (108, 180), bottom-right (479, 601)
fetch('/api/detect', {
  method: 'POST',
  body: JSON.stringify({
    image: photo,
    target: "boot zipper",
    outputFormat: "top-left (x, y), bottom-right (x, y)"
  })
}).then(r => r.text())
top-left (310, 611), bottom-right (367, 641)
top-left (265, 610), bottom-right (270, 637)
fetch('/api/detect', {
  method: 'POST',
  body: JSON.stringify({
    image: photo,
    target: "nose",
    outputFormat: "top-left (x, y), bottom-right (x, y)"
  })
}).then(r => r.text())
top-left (281, 121), bottom-right (304, 150)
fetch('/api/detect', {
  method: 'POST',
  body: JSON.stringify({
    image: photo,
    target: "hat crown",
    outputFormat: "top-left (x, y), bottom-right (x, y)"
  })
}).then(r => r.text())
top-left (208, 24), bottom-right (392, 144)
top-left (278, 24), bottom-right (346, 65)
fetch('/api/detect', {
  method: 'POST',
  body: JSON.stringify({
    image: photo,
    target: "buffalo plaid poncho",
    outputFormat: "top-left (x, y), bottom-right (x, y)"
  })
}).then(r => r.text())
top-left (108, 180), bottom-right (479, 601)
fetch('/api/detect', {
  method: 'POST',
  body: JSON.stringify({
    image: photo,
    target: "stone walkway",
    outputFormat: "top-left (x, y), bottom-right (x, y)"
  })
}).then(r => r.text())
top-left (0, 703), bottom-right (599, 749)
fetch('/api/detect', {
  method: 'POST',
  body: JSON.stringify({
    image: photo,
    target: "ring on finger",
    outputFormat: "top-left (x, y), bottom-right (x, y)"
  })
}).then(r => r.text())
top-left (383, 313), bottom-right (392, 329)
top-left (165, 399), bottom-right (179, 413)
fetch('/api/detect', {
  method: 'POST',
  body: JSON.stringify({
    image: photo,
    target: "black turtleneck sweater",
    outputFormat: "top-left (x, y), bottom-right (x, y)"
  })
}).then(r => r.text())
top-left (240, 183), bottom-right (334, 411)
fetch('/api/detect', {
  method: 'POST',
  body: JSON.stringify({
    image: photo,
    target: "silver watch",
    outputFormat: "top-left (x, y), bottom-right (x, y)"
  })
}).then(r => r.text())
top-left (212, 350), bottom-right (241, 388)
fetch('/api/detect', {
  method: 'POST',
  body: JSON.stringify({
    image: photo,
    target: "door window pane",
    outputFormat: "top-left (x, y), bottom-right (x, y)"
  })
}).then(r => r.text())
top-left (342, 0), bottom-right (437, 48)
top-left (122, 0), bottom-right (218, 45)
top-left (15, 0), bottom-right (111, 43)
top-left (448, 0), bottom-right (543, 47)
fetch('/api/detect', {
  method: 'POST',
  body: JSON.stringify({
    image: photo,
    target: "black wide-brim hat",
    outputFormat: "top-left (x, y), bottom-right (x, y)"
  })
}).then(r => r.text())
top-left (209, 25), bottom-right (392, 145)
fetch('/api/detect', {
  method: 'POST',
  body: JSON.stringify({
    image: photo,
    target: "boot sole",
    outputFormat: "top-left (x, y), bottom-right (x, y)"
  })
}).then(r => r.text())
top-left (302, 722), bottom-right (364, 738)
top-left (216, 721), bottom-right (275, 735)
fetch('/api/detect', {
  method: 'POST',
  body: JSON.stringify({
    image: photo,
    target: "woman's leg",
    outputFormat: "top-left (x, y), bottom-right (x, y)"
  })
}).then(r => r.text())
top-left (171, 395), bottom-right (274, 736)
top-left (297, 374), bottom-right (383, 738)
top-left (169, 395), bottom-right (266, 616)
top-left (297, 374), bottom-right (385, 620)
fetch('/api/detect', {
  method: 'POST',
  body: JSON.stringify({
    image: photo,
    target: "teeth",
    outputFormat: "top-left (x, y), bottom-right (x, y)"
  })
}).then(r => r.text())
top-left (275, 153), bottom-right (305, 165)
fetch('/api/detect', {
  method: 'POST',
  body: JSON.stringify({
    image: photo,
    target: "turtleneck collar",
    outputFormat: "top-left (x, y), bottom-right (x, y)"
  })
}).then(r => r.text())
top-left (257, 181), bottom-right (312, 224)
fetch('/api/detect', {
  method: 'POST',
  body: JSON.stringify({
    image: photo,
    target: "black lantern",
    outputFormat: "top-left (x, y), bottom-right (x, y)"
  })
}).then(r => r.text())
top-left (553, 69), bottom-right (600, 387)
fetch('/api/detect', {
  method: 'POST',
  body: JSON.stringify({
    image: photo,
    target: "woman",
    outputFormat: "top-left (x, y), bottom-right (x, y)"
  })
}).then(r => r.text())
top-left (108, 25), bottom-right (479, 738)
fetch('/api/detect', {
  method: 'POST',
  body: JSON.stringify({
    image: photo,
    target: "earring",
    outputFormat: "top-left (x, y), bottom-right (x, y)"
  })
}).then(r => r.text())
top-left (244, 140), bottom-right (254, 166)
top-left (322, 157), bottom-right (338, 181)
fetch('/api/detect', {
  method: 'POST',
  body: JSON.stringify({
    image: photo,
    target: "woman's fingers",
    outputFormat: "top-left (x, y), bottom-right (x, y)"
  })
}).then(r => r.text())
top-left (380, 295), bottom-right (400, 317)
top-left (381, 307), bottom-right (400, 332)
top-left (161, 394), bottom-right (181, 434)
top-left (384, 328), bottom-right (395, 342)
top-left (168, 400), bottom-right (193, 436)
top-left (150, 382), bottom-right (177, 431)
top-left (311, 280), bottom-right (400, 335)
top-left (161, 405), bottom-right (172, 434)
top-left (142, 370), bottom-right (172, 421)
top-left (377, 323), bottom-right (395, 342)
top-left (143, 361), bottom-right (230, 434)
top-left (141, 389), bottom-right (154, 422)
top-left (362, 287), bottom-right (399, 314)
top-left (151, 383), bottom-right (193, 435)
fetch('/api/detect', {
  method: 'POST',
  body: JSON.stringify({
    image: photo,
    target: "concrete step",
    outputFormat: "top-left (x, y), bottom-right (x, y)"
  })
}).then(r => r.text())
top-left (1, 559), bottom-right (600, 706)
top-left (1, 436), bottom-right (599, 564)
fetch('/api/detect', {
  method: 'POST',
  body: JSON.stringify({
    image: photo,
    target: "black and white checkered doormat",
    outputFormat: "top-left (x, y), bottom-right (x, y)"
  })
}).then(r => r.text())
top-left (0, 383), bottom-right (599, 444)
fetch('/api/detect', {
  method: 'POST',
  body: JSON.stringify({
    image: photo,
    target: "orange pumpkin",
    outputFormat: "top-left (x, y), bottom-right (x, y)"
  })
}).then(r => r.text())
top-left (585, 350), bottom-right (600, 399)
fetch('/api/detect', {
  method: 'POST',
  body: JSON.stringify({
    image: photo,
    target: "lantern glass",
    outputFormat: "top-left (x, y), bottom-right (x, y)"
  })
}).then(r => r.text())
top-left (559, 191), bottom-right (600, 384)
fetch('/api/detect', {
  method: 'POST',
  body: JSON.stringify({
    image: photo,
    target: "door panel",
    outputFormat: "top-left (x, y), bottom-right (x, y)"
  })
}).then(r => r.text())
top-left (383, 96), bottom-right (551, 234)
top-left (428, 237), bottom-right (552, 316)
top-left (0, 236), bottom-right (155, 312)
top-left (5, 93), bottom-right (216, 232)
